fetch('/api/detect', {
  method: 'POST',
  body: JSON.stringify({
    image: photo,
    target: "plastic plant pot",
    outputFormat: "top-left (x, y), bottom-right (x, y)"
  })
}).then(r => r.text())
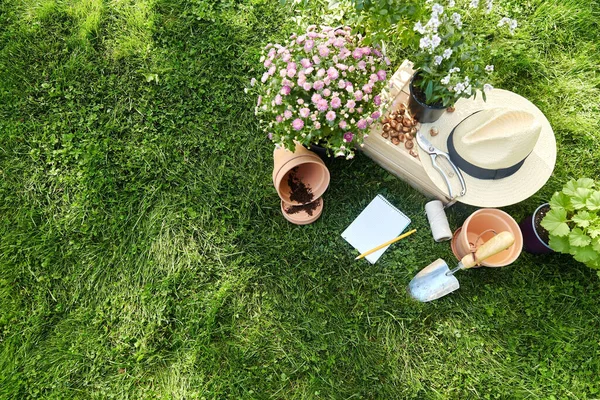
top-left (519, 203), bottom-right (553, 254)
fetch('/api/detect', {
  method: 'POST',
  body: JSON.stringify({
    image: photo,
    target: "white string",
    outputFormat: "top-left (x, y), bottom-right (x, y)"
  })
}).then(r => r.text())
top-left (425, 200), bottom-right (453, 242)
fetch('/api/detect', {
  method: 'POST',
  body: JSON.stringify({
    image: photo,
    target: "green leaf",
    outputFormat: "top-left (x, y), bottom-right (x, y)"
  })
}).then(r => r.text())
top-left (562, 179), bottom-right (579, 196)
top-left (572, 211), bottom-right (594, 228)
top-left (586, 191), bottom-right (600, 211)
top-left (588, 224), bottom-right (600, 239)
top-left (571, 187), bottom-right (592, 209)
top-left (425, 80), bottom-right (433, 102)
top-left (549, 192), bottom-right (571, 210)
top-left (593, 238), bottom-right (600, 253)
top-left (541, 208), bottom-right (570, 237)
top-left (548, 235), bottom-right (570, 253)
top-left (563, 178), bottom-right (594, 196)
top-left (569, 228), bottom-right (591, 247)
top-left (570, 245), bottom-right (598, 264)
top-left (576, 177), bottom-right (595, 189)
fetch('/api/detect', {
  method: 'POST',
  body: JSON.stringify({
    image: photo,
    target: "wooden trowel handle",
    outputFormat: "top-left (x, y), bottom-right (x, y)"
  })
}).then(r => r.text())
top-left (461, 231), bottom-right (515, 269)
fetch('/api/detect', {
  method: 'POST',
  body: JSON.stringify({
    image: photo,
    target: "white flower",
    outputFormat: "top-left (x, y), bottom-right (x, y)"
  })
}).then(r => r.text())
top-left (250, 78), bottom-right (257, 86)
top-left (464, 76), bottom-right (470, 85)
top-left (419, 37), bottom-right (432, 50)
top-left (465, 85), bottom-right (472, 95)
top-left (448, 0), bottom-right (455, 6)
top-left (434, 55), bottom-right (443, 65)
top-left (451, 13), bottom-right (462, 29)
top-left (335, 151), bottom-right (345, 157)
top-left (443, 48), bottom-right (453, 59)
top-left (441, 75), bottom-right (451, 85)
top-left (449, 67), bottom-right (460, 73)
top-left (498, 17), bottom-right (518, 34)
top-left (432, 3), bottom-right (444, 16)
top-left (469, 0), bottom-right (479, 7)
top-left (453, 82), bottom-right (465, 94)
top-left (414, 21), bottom-right (426, 34)
top-left (485, 0), bottom-right (493, 13)
top-left (485, 64), bottom-right (494, 72)
top-left (431, 34), bottom-right (441, 49)
top-left (426, 15), bottom-right (442, 31)
top-left (484, 83), bottom-right (494, 92)
top-left (346, 153), bottom-right (354, 160)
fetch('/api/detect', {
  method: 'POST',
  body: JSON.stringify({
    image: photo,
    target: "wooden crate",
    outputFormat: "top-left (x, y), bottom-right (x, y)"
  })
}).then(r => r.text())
top-left (361, 60), bottom-right (451, 202)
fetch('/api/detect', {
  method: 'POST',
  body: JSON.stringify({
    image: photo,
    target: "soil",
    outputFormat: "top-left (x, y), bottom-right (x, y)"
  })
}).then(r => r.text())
top-left (285, 198), bottom-right (321, 216)
top-left (287, 167), bottom-right (314, 204)
top-left (534, 204), bottom-right (551, 244)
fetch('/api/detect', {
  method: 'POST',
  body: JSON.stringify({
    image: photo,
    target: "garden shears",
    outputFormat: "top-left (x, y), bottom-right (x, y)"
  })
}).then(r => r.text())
top-left (416, 131), bottom-right (467, 199)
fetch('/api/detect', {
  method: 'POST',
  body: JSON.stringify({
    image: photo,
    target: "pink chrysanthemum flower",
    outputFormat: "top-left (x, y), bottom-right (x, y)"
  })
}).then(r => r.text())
top-left (316, 99), bottom-right (329, 112)
top-left (327, 67), bottom-right (339, 80)
top-left (280, 86), bottom-right (291, 96)
top-left (331, 97), bottom-right (342, 109)
top-left (343, 132), bottom-right (354, 142)
top-left (299, 108), bottom-right (310, 118)
top-left (326, 111), bottom-right (336, 121)
top-left (292, 118), bottom-right (304, 131)
top-left (313, 80), bottom-right (325, 90)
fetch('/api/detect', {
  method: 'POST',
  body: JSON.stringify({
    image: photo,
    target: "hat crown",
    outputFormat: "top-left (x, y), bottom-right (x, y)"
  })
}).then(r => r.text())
top-left (453, 108), bottom-right (542, 170)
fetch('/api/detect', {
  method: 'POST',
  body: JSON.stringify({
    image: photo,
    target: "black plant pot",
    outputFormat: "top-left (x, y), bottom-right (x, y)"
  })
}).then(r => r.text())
top-left (305, 143), bottom-right (333, 162)
top-left (519, 203), bottom-right (554, 254)
top-left (408, 72), bottom-right (446, 123)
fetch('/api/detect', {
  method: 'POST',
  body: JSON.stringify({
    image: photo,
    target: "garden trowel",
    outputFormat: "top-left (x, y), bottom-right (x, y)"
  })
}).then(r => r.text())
top-left (408, 231), bottom-right (515, 302)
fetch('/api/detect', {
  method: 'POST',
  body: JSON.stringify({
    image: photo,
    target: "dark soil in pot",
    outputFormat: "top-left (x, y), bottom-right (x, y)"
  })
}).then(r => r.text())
top-left (287, 167), bottom-right (314, 204)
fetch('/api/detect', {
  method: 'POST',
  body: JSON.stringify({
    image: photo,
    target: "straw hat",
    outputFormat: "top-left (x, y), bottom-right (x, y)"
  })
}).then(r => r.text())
top-left (417, 89), bottom-right (556, 207)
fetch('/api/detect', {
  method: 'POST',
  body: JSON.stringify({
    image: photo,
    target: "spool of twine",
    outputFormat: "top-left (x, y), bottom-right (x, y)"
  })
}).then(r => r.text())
top-left (425, 200), bottom-right (453, 242)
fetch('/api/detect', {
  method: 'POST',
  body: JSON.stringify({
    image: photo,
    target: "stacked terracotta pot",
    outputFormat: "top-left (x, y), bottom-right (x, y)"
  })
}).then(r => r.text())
top-left (272, 144), bottom-right (330, 225)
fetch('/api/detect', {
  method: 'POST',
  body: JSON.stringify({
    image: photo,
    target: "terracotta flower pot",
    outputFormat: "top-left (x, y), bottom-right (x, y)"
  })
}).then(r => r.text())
top-left (408, 72), bottom-right (446, 123)
top-left (519, 203), bottom-right (553, 254)
top-left (451, 208), bottom-right (523, 267)
top-left (273, 144), bottom-right (330, 205)
top-left (281, 198), bottom-right (324, 225)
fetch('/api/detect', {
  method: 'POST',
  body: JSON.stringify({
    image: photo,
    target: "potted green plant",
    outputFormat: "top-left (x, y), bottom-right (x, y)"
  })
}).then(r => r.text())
top-left (406, 1), bottom-right (517, 122)
top-left (541, 178), bottom-right (600, 275)
top-left (248, 25), bottom-right (390, 160)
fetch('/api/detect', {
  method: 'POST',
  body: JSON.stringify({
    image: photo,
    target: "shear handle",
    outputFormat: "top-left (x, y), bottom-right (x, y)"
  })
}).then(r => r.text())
top-left (431, 154), bottom-right (454, 199)
top-left (433, 152), bottom-right (467, 197)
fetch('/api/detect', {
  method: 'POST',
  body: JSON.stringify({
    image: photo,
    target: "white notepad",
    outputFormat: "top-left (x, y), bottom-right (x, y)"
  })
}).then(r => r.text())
top-left (341, 194), bottom-right (411, 264)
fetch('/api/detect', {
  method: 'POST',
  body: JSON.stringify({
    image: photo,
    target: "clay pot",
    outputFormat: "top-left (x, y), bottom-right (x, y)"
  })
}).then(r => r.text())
top-left (273, 143), bottom-right (330, 205)
top-left (451, 208), bottom-right (523, 267)
top-left (519, 203), bottom-right (553, 254)
top-left (281, 198), bottom-right (324, 225)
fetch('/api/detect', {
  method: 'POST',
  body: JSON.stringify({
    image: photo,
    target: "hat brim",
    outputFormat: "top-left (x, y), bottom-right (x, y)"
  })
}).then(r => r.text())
top-left (417, 89), bottom-right (556, 207)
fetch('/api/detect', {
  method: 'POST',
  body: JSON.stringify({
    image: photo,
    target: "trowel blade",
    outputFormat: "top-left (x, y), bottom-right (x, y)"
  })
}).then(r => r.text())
top-left (408, 258), bottom-right (460, 302)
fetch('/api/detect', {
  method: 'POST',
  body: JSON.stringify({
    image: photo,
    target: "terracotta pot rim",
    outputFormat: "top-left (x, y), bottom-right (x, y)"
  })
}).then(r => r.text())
top-left (280, 198), bottom-right (323, 225)
top-left (273, 154), bottom-right (330, 206)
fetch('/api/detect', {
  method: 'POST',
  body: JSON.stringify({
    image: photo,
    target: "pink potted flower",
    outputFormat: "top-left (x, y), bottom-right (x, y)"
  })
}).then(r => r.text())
top-left (249, 25), bottom-right (390, 160)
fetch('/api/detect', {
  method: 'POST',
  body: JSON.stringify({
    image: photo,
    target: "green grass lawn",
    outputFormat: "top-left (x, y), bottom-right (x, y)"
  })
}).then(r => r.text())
top-left (1, 0), bottom-right (600, 398)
